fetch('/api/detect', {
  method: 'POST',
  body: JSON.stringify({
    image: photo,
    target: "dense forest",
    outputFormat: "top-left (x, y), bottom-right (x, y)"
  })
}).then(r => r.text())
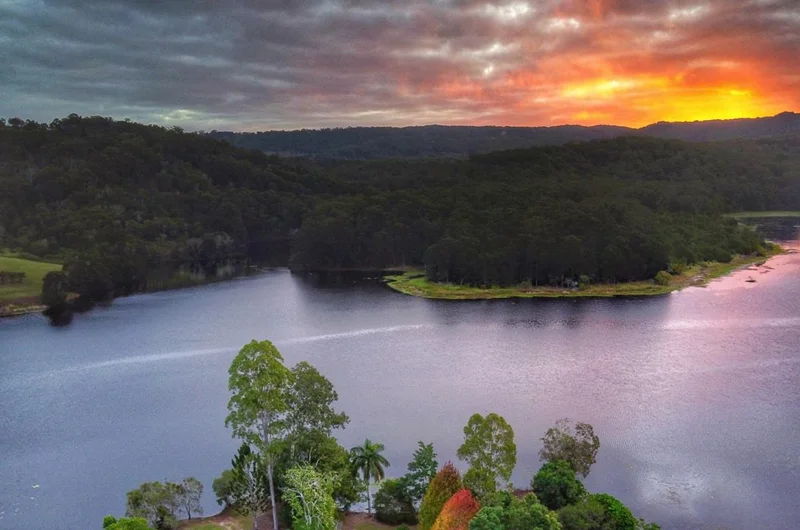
top-left (1, 115), bottom-right (799, 303)
top-left (209, 125), bottom-right (631, 159)
top-left (209, 112), bottom-right (799, 159)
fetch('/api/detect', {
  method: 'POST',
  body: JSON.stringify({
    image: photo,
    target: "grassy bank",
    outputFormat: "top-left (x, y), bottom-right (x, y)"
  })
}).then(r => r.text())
top-left (384, 247), bottom-right (783, 300)
top-left (0, 254), bottom-right (62, 315)
top-left (725, 211), bottom-right (800, 219)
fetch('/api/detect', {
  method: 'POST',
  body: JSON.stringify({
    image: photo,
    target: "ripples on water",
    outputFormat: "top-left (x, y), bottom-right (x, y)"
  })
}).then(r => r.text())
top-left (1, 222), bottom-right (799, 530)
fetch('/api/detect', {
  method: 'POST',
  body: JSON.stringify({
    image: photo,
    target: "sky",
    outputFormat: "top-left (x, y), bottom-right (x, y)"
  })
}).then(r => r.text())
top-left (0, 0), bottom-right (798, 131)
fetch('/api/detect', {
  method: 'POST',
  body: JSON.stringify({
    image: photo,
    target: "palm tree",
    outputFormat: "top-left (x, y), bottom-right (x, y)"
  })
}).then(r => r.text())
top-left (350, 438), bottom-right (390, 515)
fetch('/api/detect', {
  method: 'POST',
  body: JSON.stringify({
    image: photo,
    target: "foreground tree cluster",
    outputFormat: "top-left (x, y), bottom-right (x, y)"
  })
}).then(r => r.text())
top-left (1, 116), bottom-right (799, 308)
top-left (105, 339), bottom-right (659, 530)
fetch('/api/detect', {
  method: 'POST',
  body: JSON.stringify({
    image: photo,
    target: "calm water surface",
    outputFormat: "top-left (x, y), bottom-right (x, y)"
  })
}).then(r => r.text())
top-left (2, 223), bottom-right (799, 530)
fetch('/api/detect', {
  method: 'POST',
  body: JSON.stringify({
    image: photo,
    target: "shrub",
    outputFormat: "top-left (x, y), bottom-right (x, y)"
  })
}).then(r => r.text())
top-left (212, 469), bottom-right (236, 507)
top-left (654, 271), bottom-right (671, 286)
top-left (431, 489), bottom-right (480, 530)
top-left (558, 494), bottom-right (637, 530)
top-left (505, 493), bottom-right (560, 530)
top-left (103, 516), bottom-right (152, 530)
top-left (419, 463), bottom-right (463, 530)
top-left (531, 461), bottom-right (586, 510)
top-left (668, 260), bottom-right (688, 275)
top-left (472, 493), bottom-right (560, 530)
top-left (375, 478), bottom-right (417, 525)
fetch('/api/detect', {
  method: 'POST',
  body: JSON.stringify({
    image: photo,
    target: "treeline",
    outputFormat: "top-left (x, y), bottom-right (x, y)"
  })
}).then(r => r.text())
top-left (290, 137), bottom-right (799, 286)
top-left (209, 124), bottom-right (631, 159)
top-left (104, 340), bottom-right (659, 530)
top-left (2, 115), bottom-right (800, 301)
top-left (209, 112), bottom-right (800, 159)
top-left (0, 115), bottom-right (334, 301)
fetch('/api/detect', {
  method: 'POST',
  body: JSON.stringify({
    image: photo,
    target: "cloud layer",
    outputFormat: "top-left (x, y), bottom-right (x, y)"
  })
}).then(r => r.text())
top-left (1, 0), bottom-right (797, 130)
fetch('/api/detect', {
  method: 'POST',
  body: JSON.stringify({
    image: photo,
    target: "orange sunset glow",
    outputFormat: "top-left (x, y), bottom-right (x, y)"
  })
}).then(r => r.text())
top-left (1, 0), bottom-right (797, 129)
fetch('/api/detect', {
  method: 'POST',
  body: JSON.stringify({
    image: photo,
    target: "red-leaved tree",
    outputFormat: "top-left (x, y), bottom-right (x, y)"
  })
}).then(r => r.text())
top-left (430, 489), bottom-right (480, 530)
top-left (418, 463), bottom-right (463, 530)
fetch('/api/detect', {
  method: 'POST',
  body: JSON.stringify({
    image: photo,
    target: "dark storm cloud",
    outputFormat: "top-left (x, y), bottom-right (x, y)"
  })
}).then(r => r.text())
top-left (1, 0), bottom-right (797, 129)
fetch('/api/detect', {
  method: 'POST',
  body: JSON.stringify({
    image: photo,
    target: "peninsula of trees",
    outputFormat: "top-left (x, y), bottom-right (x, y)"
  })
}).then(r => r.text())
top-left (1, 115), bottom-right (799, 311)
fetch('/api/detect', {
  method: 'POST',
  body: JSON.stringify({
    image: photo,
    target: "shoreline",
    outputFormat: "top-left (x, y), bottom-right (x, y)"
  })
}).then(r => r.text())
top-left (0, 267), bottom-right (265, 319)
top-left (0, 301), bottom-right (48, 318)
top-left (1, 245), bottom-right (787, 316)
top-left (383, 246), bottom-right (785, 300)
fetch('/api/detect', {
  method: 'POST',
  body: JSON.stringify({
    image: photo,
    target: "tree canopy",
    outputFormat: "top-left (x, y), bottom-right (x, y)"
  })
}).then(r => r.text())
top-left (350, 438), bottom-right (390, 514)
top-left (539, 419), bottom-right (601, 478)
top-left (419, 463), bottom-right (464, 530)
top-left (226, 340), bottom-right (294, 530)
top-left (2, 115), bottom-right (799, 307)
top-left (400, 441), bottom-right (439, 506)
top-left (531, 461), bottom-right (587, 511)
top-left (457, 413), bottom-right (517, 498)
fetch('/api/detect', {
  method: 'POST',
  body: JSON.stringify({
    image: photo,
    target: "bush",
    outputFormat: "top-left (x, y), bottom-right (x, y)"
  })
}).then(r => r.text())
top-left (375, 478), bottom-right (417, 525)
top-left (471, 493), bottom-right (559, 530)
top-left (102, 516), bottom-right (152, 530)
top-left (419, 463), bottom-right (463, 530)
top-left (212, 469), bottom-right (236, 507)
top-left (41, 270), bottom-right (69, 307)
top-left (531, 461), bottom-right (586, 510)
top-left (654, 270), bottom-right (671, 286)
top-left (558, 494), bottom-right (637, 530)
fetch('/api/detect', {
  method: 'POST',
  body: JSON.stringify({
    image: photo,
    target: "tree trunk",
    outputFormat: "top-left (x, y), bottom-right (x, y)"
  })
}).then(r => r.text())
top-left (268, 460), bottom-right (279, 530)
top-left (262, 416), bottom-right (279, 530)
top-left (367, 479), bottom-right (372, 515)
top-left (253, 507), bottom-right (259, 530)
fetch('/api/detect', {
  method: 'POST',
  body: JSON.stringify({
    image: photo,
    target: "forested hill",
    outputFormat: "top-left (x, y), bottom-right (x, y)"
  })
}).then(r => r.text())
top-left (210, 124), bottom-right (632, 159)
top-left (1, 115), bottom-right (799, 302)
top-left (209, 112), bottom-right (800, 159)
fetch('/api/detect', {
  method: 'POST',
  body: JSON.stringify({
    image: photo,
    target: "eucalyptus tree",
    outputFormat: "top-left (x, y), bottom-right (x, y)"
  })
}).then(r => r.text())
top-left (226, 340), bottom-right (294, 530)
top-left (539, 418), bottom-right (600, 478)
top-left (285, 361), bottom-right (349, 437)
top-left (350, 439), bottom-right (390, 515)
top-left (457, 413), bottom-right (517, 499)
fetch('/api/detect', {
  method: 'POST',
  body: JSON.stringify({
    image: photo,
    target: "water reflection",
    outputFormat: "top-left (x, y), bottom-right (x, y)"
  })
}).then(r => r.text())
top-left (1, 220), bottom-right (798, 530)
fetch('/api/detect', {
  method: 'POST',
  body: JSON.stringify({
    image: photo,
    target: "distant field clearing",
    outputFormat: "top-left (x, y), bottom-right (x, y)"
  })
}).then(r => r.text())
top-left (726, 211), bottom-right (800, 218)
top-left (0, 254), bottom-right (62, 303)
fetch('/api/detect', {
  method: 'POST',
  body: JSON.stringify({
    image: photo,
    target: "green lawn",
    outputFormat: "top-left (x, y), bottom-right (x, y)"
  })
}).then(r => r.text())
top-left (0, 254), bottom-right (62, 303)
top-left (725, 211), bottom-right (800, 219)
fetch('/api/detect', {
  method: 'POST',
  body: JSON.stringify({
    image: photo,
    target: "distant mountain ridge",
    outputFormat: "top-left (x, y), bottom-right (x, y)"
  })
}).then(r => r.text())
top-left (209, 112), bottom-right (799, 159)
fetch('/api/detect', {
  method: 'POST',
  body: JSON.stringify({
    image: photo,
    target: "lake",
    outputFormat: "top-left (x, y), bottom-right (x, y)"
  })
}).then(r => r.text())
top-left (1, 221), bottom-right (799, 530)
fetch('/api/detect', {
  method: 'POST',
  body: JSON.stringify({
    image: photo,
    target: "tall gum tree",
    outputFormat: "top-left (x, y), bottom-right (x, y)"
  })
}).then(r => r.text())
top-left (226, 340), bottom-right (294, 530)
top-left (456, 413), bottom-right (516, 499)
